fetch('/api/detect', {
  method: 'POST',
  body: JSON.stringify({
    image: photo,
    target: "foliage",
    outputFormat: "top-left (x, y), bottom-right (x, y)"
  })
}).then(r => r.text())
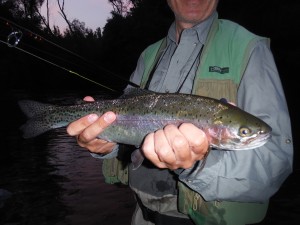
top-left (0, 0), bottom-right (173, 91)
top-left (98, 0), bottom-right (173, 86)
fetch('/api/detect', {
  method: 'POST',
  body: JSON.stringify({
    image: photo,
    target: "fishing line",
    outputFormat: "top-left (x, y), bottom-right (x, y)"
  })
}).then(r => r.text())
top-left (0, 37), bottom-right (116, 92)
top-left (0, 17), bottom-right (90, 64)
top-left (1, 17), bottom-right (98, 68)
top-left (4, 32), bottom-right (98, 76)
top-left (0, 16), bottom-right (140, 89)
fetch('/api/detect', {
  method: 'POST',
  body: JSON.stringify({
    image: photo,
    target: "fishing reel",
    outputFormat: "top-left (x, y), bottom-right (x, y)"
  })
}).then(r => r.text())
top-left (7, 30), bottom-right (23, 47)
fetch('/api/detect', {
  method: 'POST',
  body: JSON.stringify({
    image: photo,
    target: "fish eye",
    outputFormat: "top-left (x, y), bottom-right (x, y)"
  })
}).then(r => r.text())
top-left (239, 127), bottom-right (251, 137)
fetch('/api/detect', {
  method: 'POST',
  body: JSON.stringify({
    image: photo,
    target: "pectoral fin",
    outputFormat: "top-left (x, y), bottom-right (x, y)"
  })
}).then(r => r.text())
top-left (131, 149), bottom-right (144, 170)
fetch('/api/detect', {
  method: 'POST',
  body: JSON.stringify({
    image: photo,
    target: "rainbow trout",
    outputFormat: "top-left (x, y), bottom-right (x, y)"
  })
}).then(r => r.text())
top-left (18, 88), bottom-right (272, 168)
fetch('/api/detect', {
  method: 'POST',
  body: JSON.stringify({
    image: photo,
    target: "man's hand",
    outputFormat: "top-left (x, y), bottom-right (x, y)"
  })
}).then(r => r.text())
top-left (66, 96), bottom-right (117, 154)
top-left (141, 123), bottom-right (209, 170)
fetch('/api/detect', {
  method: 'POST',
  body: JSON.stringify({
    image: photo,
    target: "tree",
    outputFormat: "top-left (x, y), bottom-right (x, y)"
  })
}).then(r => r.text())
top-left (19, 0), bottom-right (44, 19)
top-left (56, 0), bottom-right (73, 34)
top-left (97, 0), bottom-right (173, 89)
top-left (108, 0), bottom-right (132, 16)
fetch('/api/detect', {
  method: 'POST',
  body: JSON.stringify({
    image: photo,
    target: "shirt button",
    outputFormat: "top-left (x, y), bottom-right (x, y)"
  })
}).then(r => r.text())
top-left (285, 139), bottom-right (292, 144)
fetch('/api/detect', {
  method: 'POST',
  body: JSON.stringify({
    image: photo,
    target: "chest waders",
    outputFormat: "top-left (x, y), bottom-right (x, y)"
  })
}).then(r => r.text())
top-left (103, 17), bottom-right (270, 225)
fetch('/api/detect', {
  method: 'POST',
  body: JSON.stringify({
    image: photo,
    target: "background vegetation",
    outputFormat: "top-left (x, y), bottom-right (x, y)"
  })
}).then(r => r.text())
top-left (1, 0), bottom-right (298, 93)
top-left (0, 0), bottom-right (174, 92)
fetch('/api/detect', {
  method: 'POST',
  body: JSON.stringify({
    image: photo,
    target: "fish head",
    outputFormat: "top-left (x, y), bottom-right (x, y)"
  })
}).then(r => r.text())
top-left (206, 106), bottom-right (272, 150)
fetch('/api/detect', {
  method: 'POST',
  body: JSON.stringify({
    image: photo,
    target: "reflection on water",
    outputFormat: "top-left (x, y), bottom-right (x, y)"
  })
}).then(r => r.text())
top-left (47, 128), bottom-right (135, 225)
top-left (0, 89), bottom-right (135, 225)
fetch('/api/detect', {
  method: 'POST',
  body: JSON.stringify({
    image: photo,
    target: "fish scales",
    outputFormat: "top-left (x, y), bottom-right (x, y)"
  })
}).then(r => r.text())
top-left (18, 88), bottom-right (272, 151)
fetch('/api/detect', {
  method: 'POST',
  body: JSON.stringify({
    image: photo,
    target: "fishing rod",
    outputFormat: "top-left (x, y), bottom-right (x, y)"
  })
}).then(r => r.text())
top-left (2, 32), bottom-right (117, 91)
top-left (0, 16), bottom-right (134, 82)
top-left (0, 16), bottom-right (140, 91)
top-left (0, 37), bottom-right (117, 92)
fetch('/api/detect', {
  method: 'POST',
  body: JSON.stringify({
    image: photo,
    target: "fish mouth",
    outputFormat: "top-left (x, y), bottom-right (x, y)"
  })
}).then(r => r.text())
top-left (213, 132), bottom-right (272, 151)
top-left (239, 132), bottom-right (272, 150)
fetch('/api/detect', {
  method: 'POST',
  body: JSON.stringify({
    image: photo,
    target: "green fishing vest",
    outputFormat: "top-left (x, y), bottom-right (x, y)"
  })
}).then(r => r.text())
top-left (103, 17), bottom-right (270, 225)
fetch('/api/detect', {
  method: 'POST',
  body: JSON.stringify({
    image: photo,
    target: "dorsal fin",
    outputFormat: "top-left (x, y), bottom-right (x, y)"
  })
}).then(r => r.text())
top-left (119, 87), bottom-right (155, 99)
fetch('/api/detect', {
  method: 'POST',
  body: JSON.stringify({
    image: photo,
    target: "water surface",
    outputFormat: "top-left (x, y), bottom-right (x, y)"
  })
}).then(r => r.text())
top-left (0, 89), bottom-right (135, 225)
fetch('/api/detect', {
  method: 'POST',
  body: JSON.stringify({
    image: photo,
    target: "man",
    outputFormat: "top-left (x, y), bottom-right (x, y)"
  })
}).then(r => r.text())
top-left (67, 0), bottom-right (293, 224)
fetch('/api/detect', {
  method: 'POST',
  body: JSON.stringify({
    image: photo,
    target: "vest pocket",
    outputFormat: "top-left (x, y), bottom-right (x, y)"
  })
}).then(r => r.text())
top-left (193, 79), bottom-right (238, 103)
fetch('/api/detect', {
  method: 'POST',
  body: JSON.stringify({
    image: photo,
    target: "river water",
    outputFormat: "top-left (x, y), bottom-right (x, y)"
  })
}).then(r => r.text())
top-left (0, 89), bottom-right (135, 225)
top-left (1, 89), bottom-right (299, 225)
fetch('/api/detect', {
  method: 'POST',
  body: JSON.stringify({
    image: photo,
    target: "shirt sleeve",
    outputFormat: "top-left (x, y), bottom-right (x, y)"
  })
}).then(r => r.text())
top-left (179, 39), bottom-right (294, 203)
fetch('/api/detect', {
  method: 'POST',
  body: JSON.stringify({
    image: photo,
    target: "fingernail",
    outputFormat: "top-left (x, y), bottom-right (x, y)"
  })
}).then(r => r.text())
top-left (104, 112), bottom-right (116, 123)
top-left (87, 114), bottom-right (99, 123)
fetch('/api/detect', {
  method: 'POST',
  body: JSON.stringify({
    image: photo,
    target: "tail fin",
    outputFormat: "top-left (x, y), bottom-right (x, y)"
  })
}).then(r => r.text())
top-left (18, 100), bottom-right (57, 138)
top-left (18, 100), bottom-right (52, 118)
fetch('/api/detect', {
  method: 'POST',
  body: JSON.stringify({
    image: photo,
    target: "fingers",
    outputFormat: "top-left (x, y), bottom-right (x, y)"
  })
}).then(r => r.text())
top-left (77, 112), bottom-right (116, 143)
top-left (143, 129), bottom-right (178, 169)
top-left (142, 123), bottom-right (209, 170)
top-left (83, 96), bottom-right (95, 102)
top-left (66, 110), bottom-right (117, 154)
top-left (178, 123), bottom-right (209, 159)
top-left (165, 124), bottom-right (191, 163)
top-left (143, 133), bottom-right (166, 168)
top-left (67, 113), bottom-right (99, 136)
